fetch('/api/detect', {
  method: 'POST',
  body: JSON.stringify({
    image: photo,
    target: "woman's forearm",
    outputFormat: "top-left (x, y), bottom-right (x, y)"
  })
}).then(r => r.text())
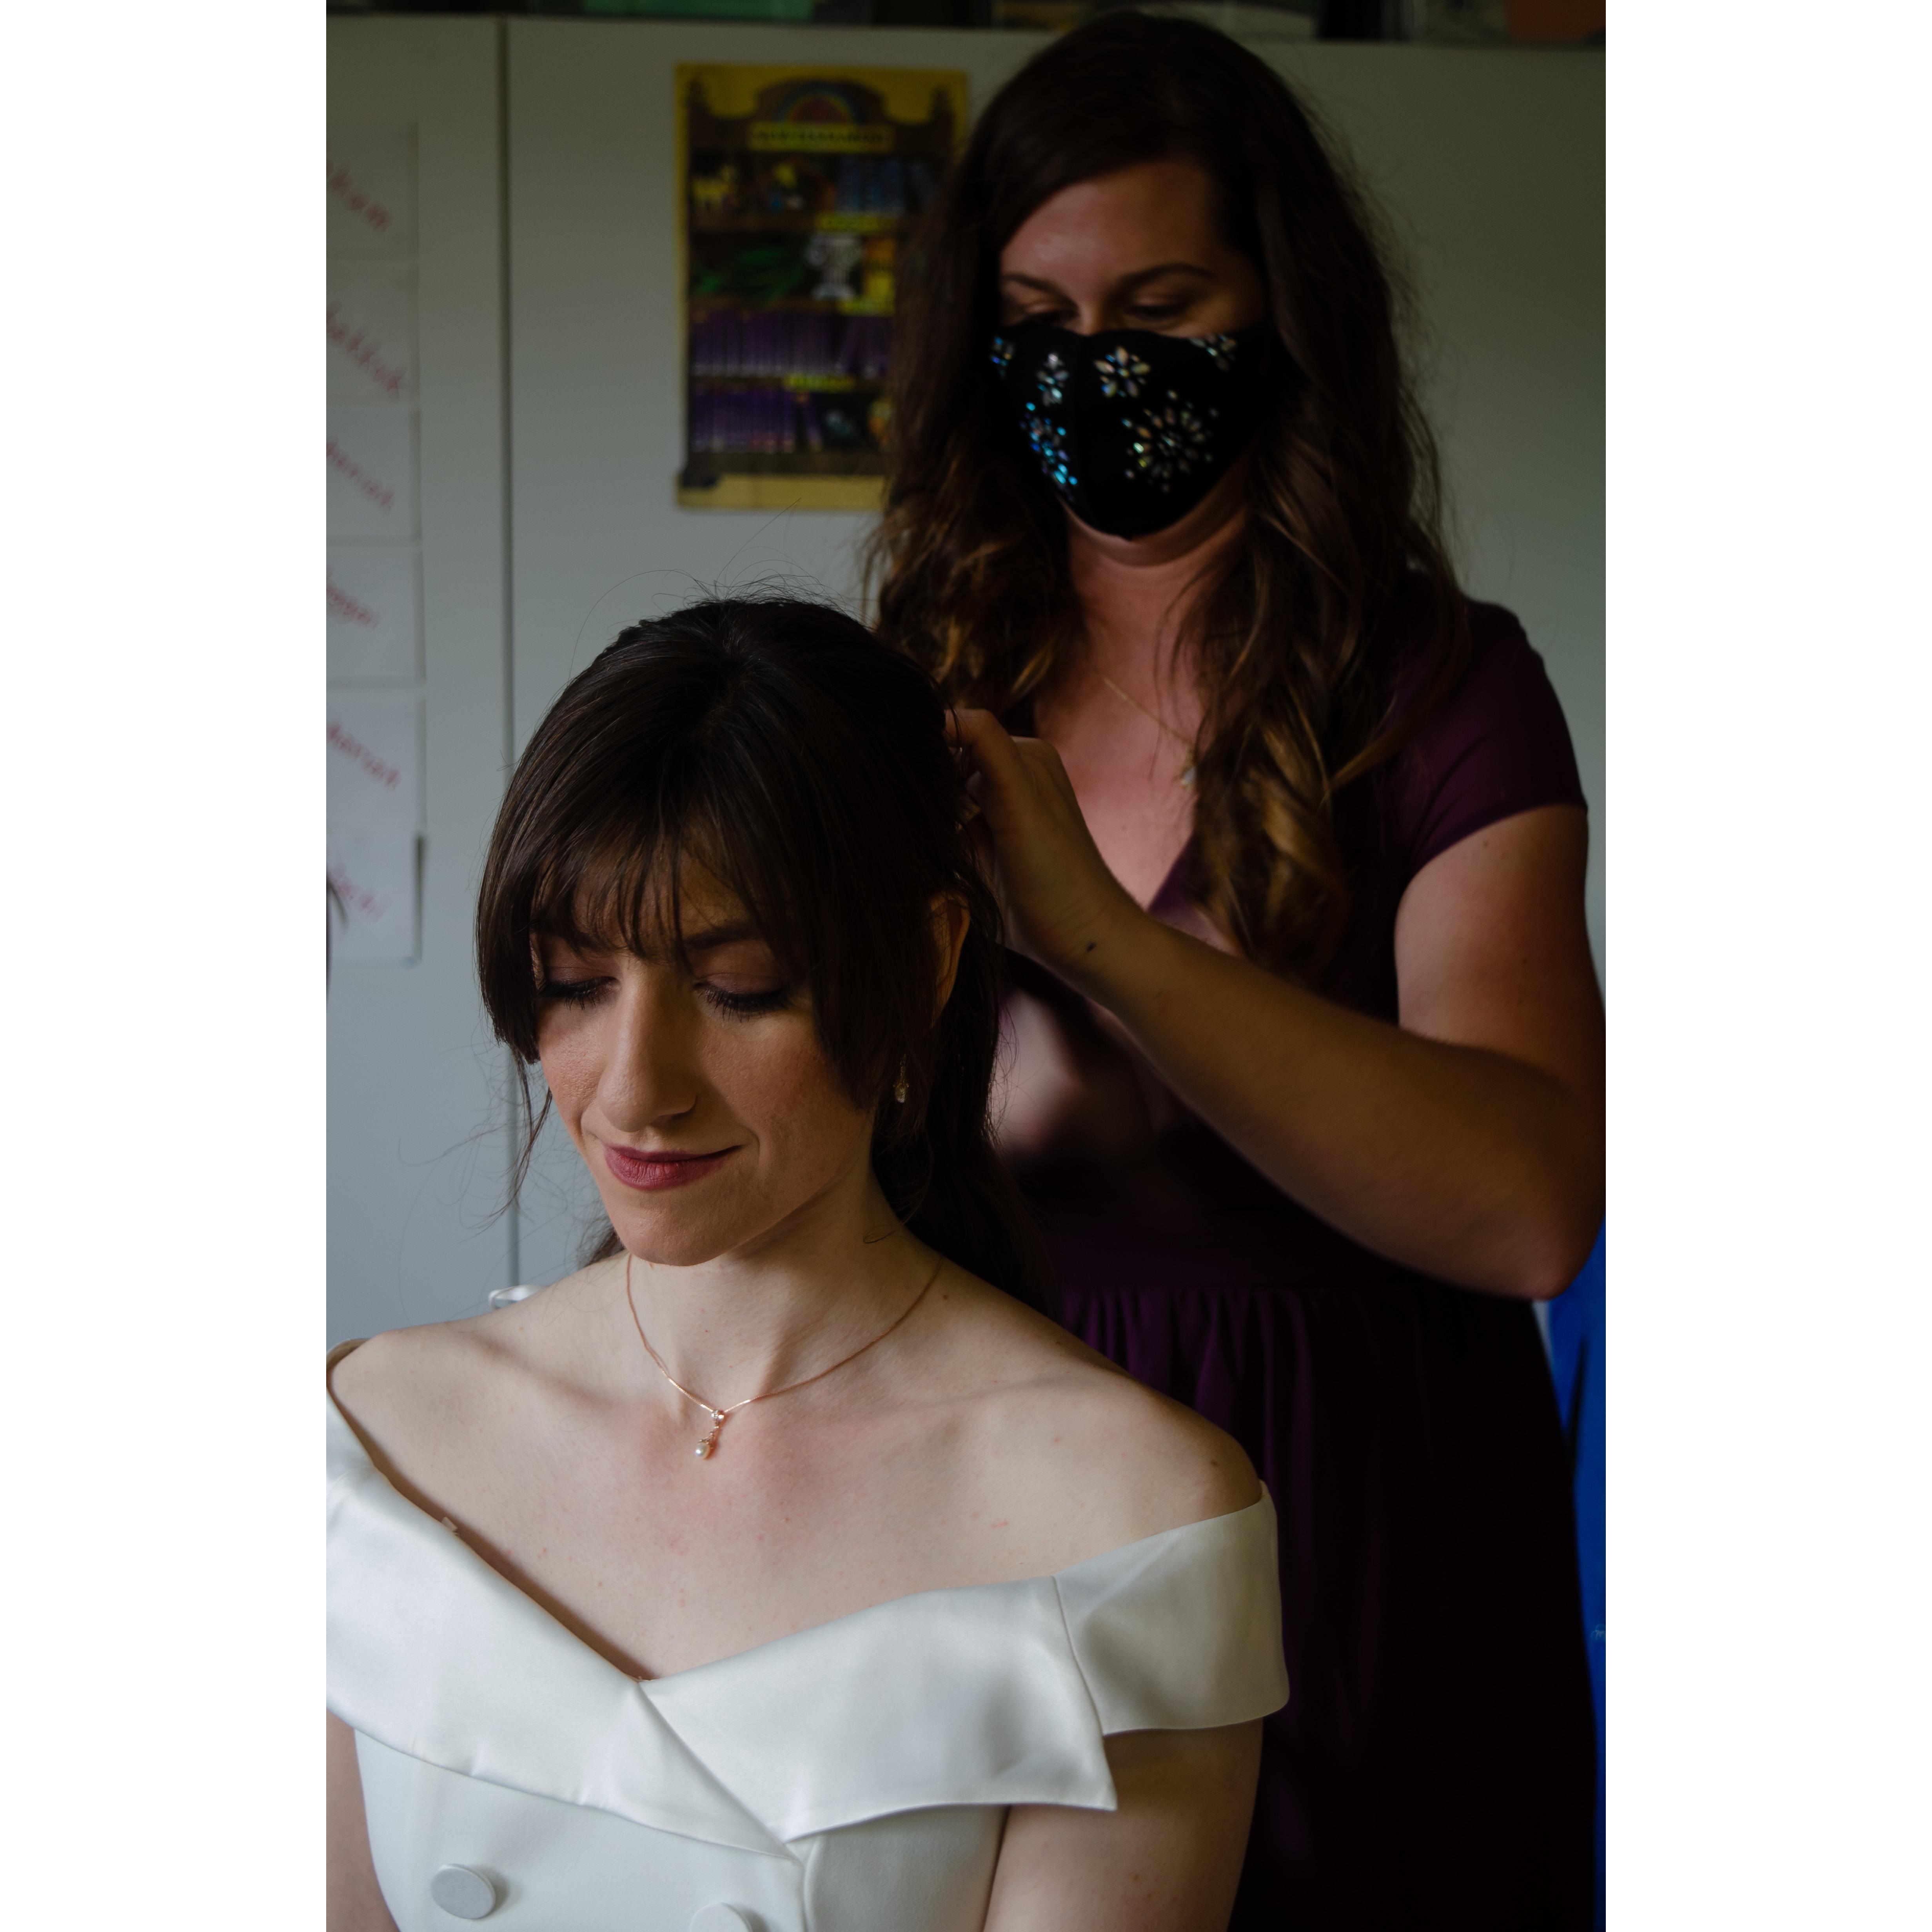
top-left (1070, 908), bottom-right (1602, 1298)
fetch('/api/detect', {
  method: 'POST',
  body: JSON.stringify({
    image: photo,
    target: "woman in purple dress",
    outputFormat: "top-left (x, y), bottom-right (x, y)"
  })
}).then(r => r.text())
top-left (871, 15), bottom-right (1601, 1928)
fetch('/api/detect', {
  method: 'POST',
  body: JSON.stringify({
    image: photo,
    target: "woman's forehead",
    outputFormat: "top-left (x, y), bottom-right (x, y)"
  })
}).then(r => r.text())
top-left (1001, 160), bottom-right (1226, 280)
top-left (544, 860), bottom-right (767, 959)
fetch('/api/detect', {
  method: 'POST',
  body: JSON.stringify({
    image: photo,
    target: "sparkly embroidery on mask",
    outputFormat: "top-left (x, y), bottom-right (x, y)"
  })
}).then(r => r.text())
top-left (1192, 333), bottom-right (1238, 374)
top-left (1024, 405), bottom-right (1078, 493)
top-left (990, 335), bottom-right (1014, 373)
top-left (1037, 352), bottom-right (1070, 407)
top-left (1094, 347), bottom-right (1152, 398)
top-left (1124, 393), bottom-right (1215, 490)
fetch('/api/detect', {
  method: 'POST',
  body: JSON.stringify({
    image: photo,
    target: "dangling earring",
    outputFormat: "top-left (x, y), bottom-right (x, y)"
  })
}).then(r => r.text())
top-left (892, 1061), bottom-right (909, 1105)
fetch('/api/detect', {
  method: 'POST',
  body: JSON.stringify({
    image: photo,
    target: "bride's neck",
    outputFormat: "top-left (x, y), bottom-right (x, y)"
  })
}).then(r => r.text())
top-left (617, 1164), bottom-right (929, 1408)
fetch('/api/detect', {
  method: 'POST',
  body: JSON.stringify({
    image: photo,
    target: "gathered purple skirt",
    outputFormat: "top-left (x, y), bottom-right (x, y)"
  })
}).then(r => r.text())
top-left (1035, 1177), bottom-right (1596, 1930)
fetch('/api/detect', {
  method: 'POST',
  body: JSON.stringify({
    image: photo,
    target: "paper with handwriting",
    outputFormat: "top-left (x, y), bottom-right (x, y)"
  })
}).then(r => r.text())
top-left (328, 690), bottom-right (422, 833)
top-left (327, 125), bottom-right (416, 257)
top-left (329, 831), bottom-right (419, 964)
top-left (327, 407), bottom-right (416, 541)
top-left (328, 547), bottom-right (421, 682)
top-left (328, 263), bottom-right (417, 405)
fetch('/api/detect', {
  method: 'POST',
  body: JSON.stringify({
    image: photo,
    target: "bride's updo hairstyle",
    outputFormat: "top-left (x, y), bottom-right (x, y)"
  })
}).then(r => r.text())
top-left (476, 595), bottom-right (1056, 1316)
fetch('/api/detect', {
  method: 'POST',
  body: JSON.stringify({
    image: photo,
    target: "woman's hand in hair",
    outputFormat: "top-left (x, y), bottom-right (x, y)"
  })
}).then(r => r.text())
top-left (950, 707), bottom-right (1144, 981)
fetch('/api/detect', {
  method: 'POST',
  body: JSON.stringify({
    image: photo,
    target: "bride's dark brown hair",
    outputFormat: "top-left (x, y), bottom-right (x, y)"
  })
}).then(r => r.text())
top-left (869, 11), bottom-right (1467, 980)
top-left (475, 594), bottom-right (1056, 1316)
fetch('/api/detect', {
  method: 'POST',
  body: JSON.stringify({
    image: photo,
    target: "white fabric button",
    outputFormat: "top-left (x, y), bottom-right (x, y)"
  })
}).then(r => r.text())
top-left (688, 1908), bottom-right (757, 1932)
top-left (429, 1865), bottom-right (499, 1919)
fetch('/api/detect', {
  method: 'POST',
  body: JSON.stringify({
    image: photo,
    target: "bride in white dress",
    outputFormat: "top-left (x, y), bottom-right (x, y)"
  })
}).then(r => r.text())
top-left (328, 597), bottom-right (1288, 1932)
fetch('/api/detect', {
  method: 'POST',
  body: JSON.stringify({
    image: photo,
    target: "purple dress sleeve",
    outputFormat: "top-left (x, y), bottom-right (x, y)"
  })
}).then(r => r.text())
top-left (1385, 599), bottom-right (1587, 881)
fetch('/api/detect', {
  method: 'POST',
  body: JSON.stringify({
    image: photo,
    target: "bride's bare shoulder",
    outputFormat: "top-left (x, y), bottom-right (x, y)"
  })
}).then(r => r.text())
top-left (328, 1264), bottom-right (610, 1461)
top-left (930, 1269), bottom-right (1261, 1564)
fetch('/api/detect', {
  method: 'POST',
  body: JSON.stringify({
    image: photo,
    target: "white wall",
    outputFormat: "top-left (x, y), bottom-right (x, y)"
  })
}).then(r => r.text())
top-left (326, 19), bottom-right (1605, 1313)
top-left (328, 20), bottom-right (515, 1346)
top-left (1279, 48), bottom-right (1605, 970)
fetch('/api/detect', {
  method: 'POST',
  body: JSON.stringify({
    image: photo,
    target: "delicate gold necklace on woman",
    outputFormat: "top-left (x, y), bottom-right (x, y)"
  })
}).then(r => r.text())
top-left (625, 1251), bottom-right (943, 1461)
top-left (1094, 669), bottom-right (1197, 788)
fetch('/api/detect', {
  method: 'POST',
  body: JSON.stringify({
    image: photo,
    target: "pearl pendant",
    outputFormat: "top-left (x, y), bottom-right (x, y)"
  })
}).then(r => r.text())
top-left (695, 1439), bottom-right (713, 1459)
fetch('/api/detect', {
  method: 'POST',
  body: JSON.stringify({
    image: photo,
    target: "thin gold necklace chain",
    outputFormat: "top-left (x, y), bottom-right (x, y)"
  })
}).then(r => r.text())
top-left (1093, 669), bottom-right (1197, 786)
top-left (625, 1251), bottom-right (944, 1462)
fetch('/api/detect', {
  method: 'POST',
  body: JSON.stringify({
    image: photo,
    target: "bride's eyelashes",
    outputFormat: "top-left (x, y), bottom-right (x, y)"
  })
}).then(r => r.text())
top-left (699, 984), bottom-right (793, 1020)
top-left (535, 976), bottom-right (792, 1020)
top-left (536, 975), bottom-right (610, 1007)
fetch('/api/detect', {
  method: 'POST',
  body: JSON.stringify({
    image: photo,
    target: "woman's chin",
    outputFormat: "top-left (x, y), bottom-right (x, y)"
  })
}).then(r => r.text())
top-left (604, 1214), bottom-right (741, 1272)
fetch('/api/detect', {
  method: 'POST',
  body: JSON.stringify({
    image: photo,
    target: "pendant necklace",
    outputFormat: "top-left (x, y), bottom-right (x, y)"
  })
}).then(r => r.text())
top-left (1094, 668), bottom-right (1197, 788)
top-left (625, 1251), bottom-right (943, 1461)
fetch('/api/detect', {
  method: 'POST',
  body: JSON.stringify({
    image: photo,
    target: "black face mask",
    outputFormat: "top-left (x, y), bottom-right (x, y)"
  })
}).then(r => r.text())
top-left (990, 321), bottom-right (1276, 539)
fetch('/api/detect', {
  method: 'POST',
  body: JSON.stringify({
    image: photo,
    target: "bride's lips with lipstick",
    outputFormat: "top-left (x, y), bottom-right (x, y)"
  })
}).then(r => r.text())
top-left (601, 1142), bottom-right (740, 1192)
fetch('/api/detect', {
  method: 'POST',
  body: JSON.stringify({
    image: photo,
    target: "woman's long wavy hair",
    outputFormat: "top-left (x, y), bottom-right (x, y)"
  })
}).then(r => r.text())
top-left (869, 12), bottom-right (1468, 981)
top-left (475, 596), bottom-right (1056, 1316)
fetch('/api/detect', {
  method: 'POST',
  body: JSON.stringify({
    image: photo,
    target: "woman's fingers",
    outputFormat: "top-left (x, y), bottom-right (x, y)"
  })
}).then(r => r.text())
top-left (946, 705), bottom-right (1138, 979)
top-left (950, 707), bottom-right (1071, 830)
top-left (948, 707), bottom-right (1028, 802)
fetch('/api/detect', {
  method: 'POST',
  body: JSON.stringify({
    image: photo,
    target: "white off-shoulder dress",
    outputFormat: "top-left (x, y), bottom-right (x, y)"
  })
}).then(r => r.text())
top-left (329, 1387), bottom-right (1289, 1932)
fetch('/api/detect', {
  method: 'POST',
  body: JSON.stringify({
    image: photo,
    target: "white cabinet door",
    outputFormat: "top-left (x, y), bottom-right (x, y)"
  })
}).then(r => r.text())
top-left (328, 18), bottom-right (514, 1344)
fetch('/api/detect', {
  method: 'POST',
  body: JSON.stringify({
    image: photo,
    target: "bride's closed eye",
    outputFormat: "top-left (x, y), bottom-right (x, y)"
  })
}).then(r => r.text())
top-left (698, 983), bottom-right (793, 1020)
top-left (537, 975), bottom-right (612, 1007)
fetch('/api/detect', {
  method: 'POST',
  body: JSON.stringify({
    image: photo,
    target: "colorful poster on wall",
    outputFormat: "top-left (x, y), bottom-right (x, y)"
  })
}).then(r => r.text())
top-left (676, 64), bottom-right (967, 512)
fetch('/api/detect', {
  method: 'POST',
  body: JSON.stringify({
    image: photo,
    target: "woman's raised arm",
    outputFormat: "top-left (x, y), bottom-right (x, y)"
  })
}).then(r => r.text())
top-left (953, 708), bottom-right (1603, 1299)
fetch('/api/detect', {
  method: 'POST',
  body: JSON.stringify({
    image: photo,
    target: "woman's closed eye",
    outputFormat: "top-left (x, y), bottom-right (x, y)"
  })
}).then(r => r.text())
top-left (698, 982), bottom-right (793, 1020)
top-left (1004, 301), bottom-right (1071, 328)
top-left (537, 973), bottom-right (613, 1007)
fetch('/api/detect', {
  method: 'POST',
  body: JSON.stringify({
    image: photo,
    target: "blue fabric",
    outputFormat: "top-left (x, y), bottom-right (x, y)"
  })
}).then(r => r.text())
top-left (1546, 1226), bottom-right (1605, 1928)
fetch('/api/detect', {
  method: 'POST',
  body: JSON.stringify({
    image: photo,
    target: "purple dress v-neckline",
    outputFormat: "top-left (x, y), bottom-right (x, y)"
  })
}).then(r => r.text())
top-left (1144, 837), bottom-right (1193, 917)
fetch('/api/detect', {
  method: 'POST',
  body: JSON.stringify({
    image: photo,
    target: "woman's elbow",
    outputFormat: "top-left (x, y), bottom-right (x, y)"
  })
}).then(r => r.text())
top-left (1510, 1164), bottom-right (1603, 1302)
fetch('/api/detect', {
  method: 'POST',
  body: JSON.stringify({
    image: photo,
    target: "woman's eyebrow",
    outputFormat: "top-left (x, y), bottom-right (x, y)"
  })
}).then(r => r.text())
top-left (680, 920), bottom-right (763, 955)
top-left (1112, 262), bottom-right (1214, 289)
top-left (999, 270), bottom-right (1070, 297)
top-left (999, 263), bottom-right (1215, 296)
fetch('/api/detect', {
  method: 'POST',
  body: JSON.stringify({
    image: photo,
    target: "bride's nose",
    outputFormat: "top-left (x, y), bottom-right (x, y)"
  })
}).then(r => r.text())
top-left (597, 972), bottom-right (702, 1132)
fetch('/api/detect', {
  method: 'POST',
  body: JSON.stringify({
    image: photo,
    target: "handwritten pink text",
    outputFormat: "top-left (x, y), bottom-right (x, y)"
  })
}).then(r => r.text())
top-left (327, 163), bottom-right (396, 238)
top-left (327, 439), bottom-right (396, 513)
top-left (327, 302), bottom-right (408, 399)
top-left (327, 576), bottom-right (381, 628)
top-left (328, 720), bottom-right (402, 791)
top-left (328, 859), bottom-right (392, 922)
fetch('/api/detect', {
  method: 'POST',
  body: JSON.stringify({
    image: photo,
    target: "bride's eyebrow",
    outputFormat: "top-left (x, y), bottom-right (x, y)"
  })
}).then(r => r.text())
top-left (679, 920), bottom-right (764, 956)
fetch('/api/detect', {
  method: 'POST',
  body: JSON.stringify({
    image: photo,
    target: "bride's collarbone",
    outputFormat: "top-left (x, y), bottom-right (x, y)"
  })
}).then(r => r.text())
top-left (436, 1411), bottom-right (1071, 1682)
top-left (336, 1304), bottom-right (1248, 1678)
